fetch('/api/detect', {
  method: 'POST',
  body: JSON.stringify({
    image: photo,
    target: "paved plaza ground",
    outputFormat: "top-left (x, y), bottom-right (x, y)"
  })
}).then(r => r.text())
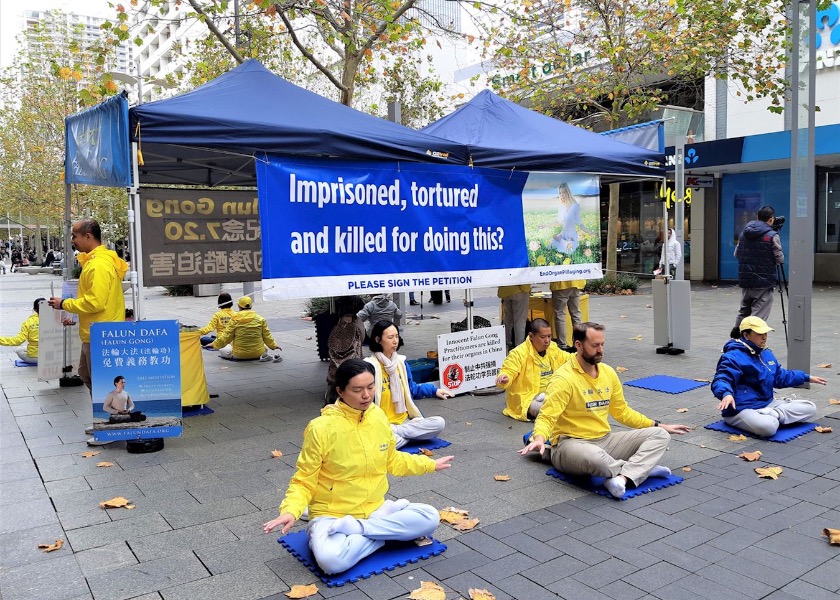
top-left (1, 272), bottom-right (838, 600)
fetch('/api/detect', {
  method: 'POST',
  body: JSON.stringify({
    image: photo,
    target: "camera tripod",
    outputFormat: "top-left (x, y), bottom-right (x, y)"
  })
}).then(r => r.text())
top-left (776, 263), bottom-right (789, 346)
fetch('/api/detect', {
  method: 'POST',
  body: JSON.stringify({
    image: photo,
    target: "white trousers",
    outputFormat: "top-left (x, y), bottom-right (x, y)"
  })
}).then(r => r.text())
top-left (16, 348), bottom-right (36, 363)
top-left (724, 397), bottom-right (816, 437)
top-left (307, 502), bottom-right (439, 575)
top-left (391, 416), bottom-right (445, 449)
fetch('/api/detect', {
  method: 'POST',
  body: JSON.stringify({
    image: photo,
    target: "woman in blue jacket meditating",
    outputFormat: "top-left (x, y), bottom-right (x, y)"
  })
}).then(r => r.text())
top-left (712, 316), bottom-right (826, 437)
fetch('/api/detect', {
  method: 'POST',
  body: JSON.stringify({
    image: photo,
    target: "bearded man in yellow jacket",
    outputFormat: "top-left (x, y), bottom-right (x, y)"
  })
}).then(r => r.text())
top-left (496, 318), bottom-right (571, 421)
top-left (520, 322), bottom-right (690, 499)
top-left (209, 296), bottom-right (281, 361)
top-left (0, 298), bottom-right (43, 363)
top-left (48, 219), bottom-right (128, 390)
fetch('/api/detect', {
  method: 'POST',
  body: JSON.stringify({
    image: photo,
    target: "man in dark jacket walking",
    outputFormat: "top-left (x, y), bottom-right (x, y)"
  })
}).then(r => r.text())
top-left (734, 206), bottom-right (784, 329)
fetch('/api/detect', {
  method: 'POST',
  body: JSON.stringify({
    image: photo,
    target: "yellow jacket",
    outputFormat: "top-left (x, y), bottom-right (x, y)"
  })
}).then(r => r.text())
top-left (61, 246), bottom-right (129, 343)
top-left (549, 279), bottom-right (585, 291)
top-left (497, 285), bottom-right (531, 298)
top-left (279, 401), bottom-right (435, 520)
top-left (0, 313), bottom-right (39, 358)
top-left (212, 309), bottom-right (278, 358)
top-left (533, 357), bottom-right (654, 443)
top-left (498, 339), bottom-right (571, 421)
top-left (199, 308), bottom-right (235, 335)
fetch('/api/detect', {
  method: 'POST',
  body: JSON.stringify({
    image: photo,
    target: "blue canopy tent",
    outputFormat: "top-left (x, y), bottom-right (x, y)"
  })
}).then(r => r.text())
top-left (422, 90), bottom-right (663, 177)
top-left (128, 60), bottom-right (468, 186)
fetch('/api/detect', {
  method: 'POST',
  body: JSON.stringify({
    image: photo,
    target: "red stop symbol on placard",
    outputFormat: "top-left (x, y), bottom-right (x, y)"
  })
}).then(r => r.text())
top-left (442, 363), bottom-right (464, 390)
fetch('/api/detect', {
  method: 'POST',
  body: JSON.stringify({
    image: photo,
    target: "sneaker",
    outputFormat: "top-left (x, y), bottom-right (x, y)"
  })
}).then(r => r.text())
top-left (273, 354), bottom-right (283, 363)
top-left (84, 426), bottom-right (93, 435)
top-left (410, 300), bottom-right (419, 306)
top-left (259, 353), bottom-right (272, 362)
top-left (87, 437), bottom-right (111, 446)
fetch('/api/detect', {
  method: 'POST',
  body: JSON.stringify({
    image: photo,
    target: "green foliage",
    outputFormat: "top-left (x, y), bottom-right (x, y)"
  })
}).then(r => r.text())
top-left (165, 285), bottom-right (195, 297)
top-left (584, 273), bottom-right (640, 295)
top-left (491, 0), bottom-right (791, 127)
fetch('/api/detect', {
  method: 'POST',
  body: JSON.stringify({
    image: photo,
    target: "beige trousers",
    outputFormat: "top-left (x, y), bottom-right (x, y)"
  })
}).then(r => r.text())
top-left (550, 427), bottom-right (670, 486)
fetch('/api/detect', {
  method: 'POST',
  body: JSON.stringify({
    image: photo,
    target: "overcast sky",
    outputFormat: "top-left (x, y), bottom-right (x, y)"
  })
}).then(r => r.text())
top-left (0, 0), bottom-right (113, 69)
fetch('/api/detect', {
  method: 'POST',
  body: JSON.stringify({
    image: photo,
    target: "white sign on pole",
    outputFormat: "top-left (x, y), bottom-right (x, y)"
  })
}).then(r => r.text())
top-left (37, 300), bottom-right (80, 381)
top-left (436, 325), bottom-right (506, 394)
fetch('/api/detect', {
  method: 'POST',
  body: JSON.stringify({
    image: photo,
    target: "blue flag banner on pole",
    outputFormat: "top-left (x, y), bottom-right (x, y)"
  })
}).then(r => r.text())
top-left (90, 320), bottom-right (182, 442)
top-left (257, 157), bottom-right (602, 299)
top-left (65, 94), bottom-right (131, 187)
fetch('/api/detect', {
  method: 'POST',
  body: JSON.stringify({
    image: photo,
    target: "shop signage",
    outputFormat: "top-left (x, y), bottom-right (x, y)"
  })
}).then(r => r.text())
top-left (665, 137), bottom-right (745, 170)
top-left (686, 175), bottom-right (714, 188)
top-left (490, 51), bottom-right (594, 89)
top-left (816, 1), bottom-right (840, 71)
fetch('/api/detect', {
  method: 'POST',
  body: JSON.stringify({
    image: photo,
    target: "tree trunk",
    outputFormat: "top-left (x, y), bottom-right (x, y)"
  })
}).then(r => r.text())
top-left (605, 183), bottom-right (620, 276)
top-left (340, 55), bottom-right (361, 107)
top-left (35, 214), bottom-right (44, 263)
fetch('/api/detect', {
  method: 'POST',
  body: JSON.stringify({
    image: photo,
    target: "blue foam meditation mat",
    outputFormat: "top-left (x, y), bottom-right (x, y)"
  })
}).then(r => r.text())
top-left (279, 529), bottom-right (446, 587)
top-left (624, 375), bottom-right (708, 394)
top-left (704, 419), bottom-right (816, 443)
top-left (522, 430), bottom-right (551, 448)
top-left (14, 360), bottom-right (37, 367)
top-left (182, 405), bottom-right (214, 416)
top-left (546, 468), bottom-right (682, 500)
top-left (399, 437), bottom-right (451, 454)
top-left (202, 346), bottom-right (218, 352)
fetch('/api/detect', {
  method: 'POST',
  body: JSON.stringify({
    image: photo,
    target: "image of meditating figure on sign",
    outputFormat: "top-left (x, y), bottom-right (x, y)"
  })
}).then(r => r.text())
top-left (102, 375), bottom-right (146, 423)
top-left (263, 359), bottom-right (453, 575)
top-left (549, 183), bottom-right (596, 254)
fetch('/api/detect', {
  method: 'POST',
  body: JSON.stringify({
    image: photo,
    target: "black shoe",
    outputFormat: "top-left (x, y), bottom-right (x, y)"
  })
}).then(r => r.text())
top-left (730, 326), bottom-right (740, 339)
top-left (410, 300), bottom-right (419, 306)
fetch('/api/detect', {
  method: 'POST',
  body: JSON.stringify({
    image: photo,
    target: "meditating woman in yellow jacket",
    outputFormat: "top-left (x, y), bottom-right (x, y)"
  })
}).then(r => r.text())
top-left (263, 359), bottom-right (453, 575)
top-left (0, 298), bottom-right (43, 364)
top-left (208, 296), bottom-right (281, 361)
top-left (198, 292), bottom-right (235, 346)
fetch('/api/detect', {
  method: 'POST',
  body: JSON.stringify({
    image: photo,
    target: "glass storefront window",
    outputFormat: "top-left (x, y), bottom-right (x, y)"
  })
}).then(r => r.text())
top-left (817, 168), bottom-right (840, 253)
top-left (599, 181), bottom-right (691, 277)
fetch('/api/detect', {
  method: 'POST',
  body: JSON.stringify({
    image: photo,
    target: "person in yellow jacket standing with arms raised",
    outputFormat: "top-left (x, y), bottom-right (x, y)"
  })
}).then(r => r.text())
top-left (48, 219), bottom-right (128, 390)
top-left (208, 296), bottom-right (282, 362)
top-left (263, 359), bottom-right (453, 575)
top-left (0, 297), bottom-right (44, 364)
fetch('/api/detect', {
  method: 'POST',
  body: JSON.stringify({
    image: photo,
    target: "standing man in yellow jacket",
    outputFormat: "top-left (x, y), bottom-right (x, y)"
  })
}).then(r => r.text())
top-left (520, 322), bottom-right (690, 499)
top-left (0, 298), bottom-right (43, 364)
top-left (48, 219), bottom-right (128, 390)
top-left (209, 296), bottom-right (281, 361)
top-left (495, 318), bottom-right (571, 421)
top-left (550, 278), bottom-right (585, 351)
top-left (497, 284), bottom-right (530, 350)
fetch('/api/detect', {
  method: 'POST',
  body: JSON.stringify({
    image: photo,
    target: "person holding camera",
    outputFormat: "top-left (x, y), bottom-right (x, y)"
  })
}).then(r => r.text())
top-left (733, 206), bottom-right (784, 337)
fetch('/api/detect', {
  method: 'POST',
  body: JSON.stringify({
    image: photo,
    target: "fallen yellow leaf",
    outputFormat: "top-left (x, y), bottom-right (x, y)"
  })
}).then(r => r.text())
top-left (419, 448), bottom-right (434, 457)
top-left (823, 528), bottom-right (840, 545)
top-left (728, 434), bottom-right (748, 442)
top-left (37, 538), bottom-right (63, 552)
top-left (439, 507), bottom-right (469, 524)
top-left (682, 466), bottom-right (692, 472)
top-left (615, 366), bottom-right (628, 373)
top-left (755, 466), bottom-right (783, 480)
top-left (409, 581), bottom-right (446, 600)
top-left (271, 450), bottom-right (283, 458)
top-left (619, 315), bottom-right (627, 319)
top-left (469, 588), bottom-right (496, 600)
top-left (465, 422), bottom-right (473, 426)
top-left (452, 518), bottom-right (480, 531)
top-left (815, 426), bottom-right (833, 433)
top-left (81, 451), bottom-right (101, 458)
top-left (739, 451), bottom-right (763, 462)
top-left (676, 408), bottom-right (689, 413)
top-left (493, 475), bottom-right (511, 481)
top-left (285, 583), bottom-right (319, 599)
top-left (829, 399), bottom-right (840, 405)
top-left (693, 378), bottom-right (711, 383)
top-left (99, 496), bottom-right (133, 509)
top-left (95, 461), bottom-right (113, 468)
top-left (646, 304), bottom-right (652, 308)
top-left (816, 363), bottom-right (832, 368)
top-left (629, 335), bottom-right (644, 341)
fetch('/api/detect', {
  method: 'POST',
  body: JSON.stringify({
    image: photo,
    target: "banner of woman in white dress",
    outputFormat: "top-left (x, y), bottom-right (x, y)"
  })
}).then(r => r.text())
top-left (256, 157), bottom-right (601, 300)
